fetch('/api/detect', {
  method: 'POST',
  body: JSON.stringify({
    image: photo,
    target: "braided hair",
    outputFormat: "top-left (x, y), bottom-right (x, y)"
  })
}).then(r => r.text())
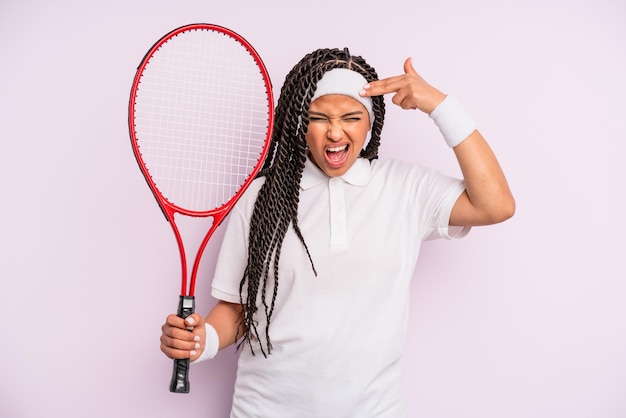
top-left (238, 47), bottom-right (386, 356)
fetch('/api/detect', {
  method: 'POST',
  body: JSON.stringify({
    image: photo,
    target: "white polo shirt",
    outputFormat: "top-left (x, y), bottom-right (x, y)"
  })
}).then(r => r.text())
top-left (211, 157), bottom-right (469, 418)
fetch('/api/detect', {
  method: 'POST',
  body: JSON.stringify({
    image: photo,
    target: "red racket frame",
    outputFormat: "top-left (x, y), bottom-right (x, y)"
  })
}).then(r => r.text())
top-left (128, 23), bottom-right (273, 393)
top-left (128, 23), bottom-right (273, 298)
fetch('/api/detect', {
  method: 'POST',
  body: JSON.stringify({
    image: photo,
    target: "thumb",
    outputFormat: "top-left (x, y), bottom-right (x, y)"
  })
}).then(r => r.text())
top-left (403, 57), bottom-right (417, 75)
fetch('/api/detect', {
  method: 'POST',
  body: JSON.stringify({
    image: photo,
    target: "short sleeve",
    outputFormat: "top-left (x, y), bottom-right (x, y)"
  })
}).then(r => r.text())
top-left (210, 206), bottom-right (249, 303)
top-left (427, 180), bottom-right (471, 240)
top-left (412, 168), bottom-right (471, 241)
top-left (210, 180), bottom-right (263, 303)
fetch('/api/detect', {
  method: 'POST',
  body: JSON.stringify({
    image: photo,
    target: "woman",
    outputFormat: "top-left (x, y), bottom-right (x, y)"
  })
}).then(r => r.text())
top-left (160, 47), bottom-right (514, 417)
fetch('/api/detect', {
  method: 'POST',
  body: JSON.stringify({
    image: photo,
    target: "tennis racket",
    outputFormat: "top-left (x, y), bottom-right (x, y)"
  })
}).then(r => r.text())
top-left (128, 23), bottom-right (273, 393)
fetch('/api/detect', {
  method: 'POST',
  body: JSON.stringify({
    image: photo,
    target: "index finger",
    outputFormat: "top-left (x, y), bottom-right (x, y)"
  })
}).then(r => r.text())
top-left (360, 75), bottom-right (405, 97)
top-left (165, 313), bottom-right (199, 329)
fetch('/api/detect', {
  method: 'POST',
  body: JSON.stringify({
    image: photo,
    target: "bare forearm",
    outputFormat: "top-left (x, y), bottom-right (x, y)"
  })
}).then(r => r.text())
top-left (206, 300), bottom-right (244, 350)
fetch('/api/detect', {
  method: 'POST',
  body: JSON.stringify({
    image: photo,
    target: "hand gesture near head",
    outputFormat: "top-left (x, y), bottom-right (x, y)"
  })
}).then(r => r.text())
top-left (361, 57), bottom-right (446, 114)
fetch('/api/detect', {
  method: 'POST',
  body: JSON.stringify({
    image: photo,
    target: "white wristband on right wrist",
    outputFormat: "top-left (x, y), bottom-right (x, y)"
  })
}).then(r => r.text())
top-left (191, 322), bottom-right (219, 364)
top-left (429, 95), bottom-right (476, 148)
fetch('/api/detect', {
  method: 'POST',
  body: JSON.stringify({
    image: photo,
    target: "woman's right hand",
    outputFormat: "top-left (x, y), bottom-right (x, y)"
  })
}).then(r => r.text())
top-left (160, 313), bottom-right (207, 362)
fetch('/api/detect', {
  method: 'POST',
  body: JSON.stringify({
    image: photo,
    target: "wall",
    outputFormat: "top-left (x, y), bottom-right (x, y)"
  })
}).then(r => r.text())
top-left (1, 0), bottom-right (624, 417)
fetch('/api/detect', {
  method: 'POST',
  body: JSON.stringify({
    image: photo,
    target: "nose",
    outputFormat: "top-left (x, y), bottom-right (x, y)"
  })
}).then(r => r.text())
top-left (326, 120), bottom-right (343, 141)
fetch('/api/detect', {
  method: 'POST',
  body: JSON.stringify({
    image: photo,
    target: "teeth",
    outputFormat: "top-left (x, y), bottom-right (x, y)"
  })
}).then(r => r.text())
top-left (327, 145), bottom-right (347, 152)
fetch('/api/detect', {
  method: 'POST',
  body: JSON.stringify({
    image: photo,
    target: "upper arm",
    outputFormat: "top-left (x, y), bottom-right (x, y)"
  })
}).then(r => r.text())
top-left (449, 188), bottom-right (515, 227)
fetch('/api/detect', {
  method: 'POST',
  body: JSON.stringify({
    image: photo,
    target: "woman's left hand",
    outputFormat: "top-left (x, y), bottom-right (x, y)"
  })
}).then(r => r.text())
top-left (360, 57), bottom-right (446, 114)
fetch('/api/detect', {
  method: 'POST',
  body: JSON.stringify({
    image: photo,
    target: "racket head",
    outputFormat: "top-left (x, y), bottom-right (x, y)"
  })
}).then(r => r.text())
top-left (128, 23), bottom-right (274, 218)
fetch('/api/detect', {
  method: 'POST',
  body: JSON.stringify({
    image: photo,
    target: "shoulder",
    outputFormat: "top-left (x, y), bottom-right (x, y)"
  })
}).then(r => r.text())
top-left (246, 175), bottom-right (267, 196)
top-left (369, 158), bottom-right (464, 199)
top-left (233, 175), bottom-right (266, 215)
top-left (369, 158), bottom-right (433, 182)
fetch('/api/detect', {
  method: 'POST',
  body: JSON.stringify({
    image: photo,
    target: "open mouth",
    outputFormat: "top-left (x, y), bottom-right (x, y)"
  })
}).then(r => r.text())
top-left (325, 144), bottom-right (349, 167)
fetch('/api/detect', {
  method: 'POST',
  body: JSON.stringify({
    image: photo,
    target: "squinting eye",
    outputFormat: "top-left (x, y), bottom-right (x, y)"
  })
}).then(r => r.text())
top-left (343, 117), bottom-right (361, 122)
top-left (309, 117), bottom-right (328, 123)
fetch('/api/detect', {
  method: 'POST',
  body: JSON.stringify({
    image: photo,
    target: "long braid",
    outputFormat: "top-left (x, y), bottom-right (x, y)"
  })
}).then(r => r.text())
top-left (238, 48), bottom-right (386, 356)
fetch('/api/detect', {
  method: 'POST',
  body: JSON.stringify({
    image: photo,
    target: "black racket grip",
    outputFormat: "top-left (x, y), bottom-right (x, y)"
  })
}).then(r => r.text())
top-left (169, 295), bottom-right (195, 393)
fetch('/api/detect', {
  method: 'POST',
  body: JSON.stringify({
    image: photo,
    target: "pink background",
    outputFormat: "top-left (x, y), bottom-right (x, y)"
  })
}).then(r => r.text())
top-left (1, 0), bottom-right (625, 417)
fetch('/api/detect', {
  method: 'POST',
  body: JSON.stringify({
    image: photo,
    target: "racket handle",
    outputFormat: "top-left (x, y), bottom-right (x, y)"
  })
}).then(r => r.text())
top-left (169, 295), bottom-right (195, 393)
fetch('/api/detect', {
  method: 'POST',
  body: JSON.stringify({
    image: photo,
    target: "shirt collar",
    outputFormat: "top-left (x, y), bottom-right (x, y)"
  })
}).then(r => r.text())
top-left (300, 156), bottom-right (371, 190)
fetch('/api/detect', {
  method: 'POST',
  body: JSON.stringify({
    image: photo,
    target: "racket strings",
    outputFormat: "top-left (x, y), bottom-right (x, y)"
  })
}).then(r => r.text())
top-left (133, 28), bottom-right (271, 212)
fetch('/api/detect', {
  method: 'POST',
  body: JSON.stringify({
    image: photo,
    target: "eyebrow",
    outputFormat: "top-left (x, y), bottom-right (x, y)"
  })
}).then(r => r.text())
top-left (308, 110), bottom-right (365, 118)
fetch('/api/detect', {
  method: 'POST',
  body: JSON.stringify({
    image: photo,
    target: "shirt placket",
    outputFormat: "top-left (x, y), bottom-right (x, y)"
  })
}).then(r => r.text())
top-left (328, 177), bottom-right (347, 250)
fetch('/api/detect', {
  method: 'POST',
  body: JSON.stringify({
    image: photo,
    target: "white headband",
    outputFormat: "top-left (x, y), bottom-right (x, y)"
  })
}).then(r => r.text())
top-left (310, 68), bottom-right (374, 126)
